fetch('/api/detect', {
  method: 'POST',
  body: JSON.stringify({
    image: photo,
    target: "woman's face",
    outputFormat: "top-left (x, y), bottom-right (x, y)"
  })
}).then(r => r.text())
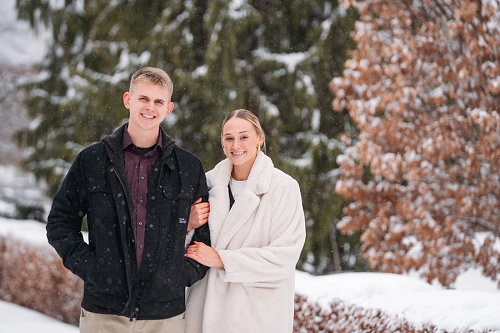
top-left (222, 117), bottom-right (264, 170)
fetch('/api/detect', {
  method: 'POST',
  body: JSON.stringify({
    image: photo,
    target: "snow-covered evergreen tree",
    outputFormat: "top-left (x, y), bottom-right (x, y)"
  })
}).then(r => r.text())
top-left (15, 0), bottom-right (361, 273)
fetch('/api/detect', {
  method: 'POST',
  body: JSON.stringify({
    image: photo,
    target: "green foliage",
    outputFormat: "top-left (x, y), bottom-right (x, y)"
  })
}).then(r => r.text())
top-left (16, 0), bottom-right (361, 274)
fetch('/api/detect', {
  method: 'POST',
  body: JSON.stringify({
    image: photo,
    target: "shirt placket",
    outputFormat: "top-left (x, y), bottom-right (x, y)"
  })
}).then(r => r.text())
top-left (135, 155), bottom-right (148, 269)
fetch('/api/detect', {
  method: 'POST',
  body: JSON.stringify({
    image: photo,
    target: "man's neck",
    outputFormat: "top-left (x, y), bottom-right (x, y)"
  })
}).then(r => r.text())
top-left (127, 126), bottom-right (159, 148)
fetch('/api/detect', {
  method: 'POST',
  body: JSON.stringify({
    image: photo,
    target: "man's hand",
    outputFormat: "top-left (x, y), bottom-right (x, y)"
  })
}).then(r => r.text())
top-left (187, 198), bottom-right (210, 232)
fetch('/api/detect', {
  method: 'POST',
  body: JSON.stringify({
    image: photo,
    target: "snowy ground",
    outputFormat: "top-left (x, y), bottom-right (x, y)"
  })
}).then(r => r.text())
top-left (0, 300), bottom-right (78, 333)
top-left (1, 218), bottom-right (500, 332)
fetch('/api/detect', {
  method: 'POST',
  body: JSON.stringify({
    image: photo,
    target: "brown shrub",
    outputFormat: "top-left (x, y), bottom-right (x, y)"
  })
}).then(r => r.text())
top-left (0, 234), bottom-right (494, 331)
top-left (0, 234), bottom-right (82, 325)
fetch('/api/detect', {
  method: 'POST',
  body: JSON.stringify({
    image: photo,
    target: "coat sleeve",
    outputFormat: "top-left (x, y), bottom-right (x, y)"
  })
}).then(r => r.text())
top-left (184, 159), bottom-right (211, 287)
top-left (46, 152), bottom-right (94, 281)
top-left (216, 178), bottom-right (306, 284)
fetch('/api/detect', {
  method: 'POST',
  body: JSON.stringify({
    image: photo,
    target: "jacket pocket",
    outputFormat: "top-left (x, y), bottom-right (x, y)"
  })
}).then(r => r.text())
top-left (88, 178), bottom-right (116, 222)
top-left (161, 186), bottom-right (194, 226)
top-left (87, 179), bottom-right (127, 297)
top-left (74, 251), bottom-right (95, 283)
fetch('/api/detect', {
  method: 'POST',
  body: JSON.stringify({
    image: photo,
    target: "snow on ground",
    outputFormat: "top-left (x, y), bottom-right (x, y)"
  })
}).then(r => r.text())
top-left (0, 300), bottom-right (78, 333)
top-left (295, 271), bottom-right (500, 332)
top-left (1, 217), bottom-right (500, 332)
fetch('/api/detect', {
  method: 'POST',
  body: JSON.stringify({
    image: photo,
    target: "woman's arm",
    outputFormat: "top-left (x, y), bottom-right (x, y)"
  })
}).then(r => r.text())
top-left (187, 177), bottom-right (306, 284)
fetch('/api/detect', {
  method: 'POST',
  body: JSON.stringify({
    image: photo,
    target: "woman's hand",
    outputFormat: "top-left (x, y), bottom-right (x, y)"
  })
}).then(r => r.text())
top-left (185, 241), bottom-right (224, 269)
top-left (187, 198), bottom-right (210, 232)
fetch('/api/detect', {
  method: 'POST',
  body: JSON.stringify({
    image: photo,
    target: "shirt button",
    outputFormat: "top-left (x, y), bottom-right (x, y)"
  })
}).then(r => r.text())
top-left (139, 199), bottom-right (143, 203)
top-left (140, 176), bottom-right (145, 180)
top-left (138, 222), bottom-right (143, 226)
top-left (139, 245), bottom-right (143, 249)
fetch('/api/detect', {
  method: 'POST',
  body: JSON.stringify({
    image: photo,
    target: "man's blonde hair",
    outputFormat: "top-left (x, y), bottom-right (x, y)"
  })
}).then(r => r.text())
top-left (129, 67), bottom-right (174, 100)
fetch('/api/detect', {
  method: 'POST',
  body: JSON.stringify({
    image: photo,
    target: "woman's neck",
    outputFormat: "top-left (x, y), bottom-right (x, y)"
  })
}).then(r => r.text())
top-left (231, 164), bottom-right (251, 181)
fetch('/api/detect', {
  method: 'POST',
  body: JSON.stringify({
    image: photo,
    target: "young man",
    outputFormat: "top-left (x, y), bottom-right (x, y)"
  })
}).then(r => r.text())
top-left (46, 67), bottom-right (210, 333)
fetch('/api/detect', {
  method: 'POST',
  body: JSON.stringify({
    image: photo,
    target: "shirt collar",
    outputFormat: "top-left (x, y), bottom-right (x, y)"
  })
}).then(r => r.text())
top-left (122, 124), bottom-right (163, 151)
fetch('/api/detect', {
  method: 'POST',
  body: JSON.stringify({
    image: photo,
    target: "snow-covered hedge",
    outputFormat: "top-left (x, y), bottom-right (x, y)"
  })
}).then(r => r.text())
top-left (0, 230), bottom-right (496, 332)
top-left (293, 294), bottom-right (492, 333)
top-left (0, 234), bottom-right (82, 325)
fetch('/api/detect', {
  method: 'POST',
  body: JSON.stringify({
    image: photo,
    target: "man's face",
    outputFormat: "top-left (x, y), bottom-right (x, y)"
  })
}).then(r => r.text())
top-left (123, 81), bottom-right (174, 134)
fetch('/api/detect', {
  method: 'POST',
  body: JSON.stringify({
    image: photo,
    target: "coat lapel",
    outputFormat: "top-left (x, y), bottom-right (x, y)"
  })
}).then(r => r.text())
top-left (207, 152), bottom-right (274, 250)
top-left (215, 189), bottom-right (260, 250)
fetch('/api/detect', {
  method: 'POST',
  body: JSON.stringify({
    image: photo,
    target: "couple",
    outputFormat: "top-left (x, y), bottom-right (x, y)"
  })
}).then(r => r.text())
top-left (46, 67), bottom-right (306, 333)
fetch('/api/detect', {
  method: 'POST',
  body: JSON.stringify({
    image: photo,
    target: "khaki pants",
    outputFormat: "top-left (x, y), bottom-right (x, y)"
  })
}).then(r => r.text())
top-left (79, 308), bottom-right (185, 333)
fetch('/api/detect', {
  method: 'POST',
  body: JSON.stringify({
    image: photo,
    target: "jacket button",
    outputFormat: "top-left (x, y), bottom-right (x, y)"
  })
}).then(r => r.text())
top-left (118, 193), bottom-right (122, 197)
top-left (151, 196), bottom-right (155, 200)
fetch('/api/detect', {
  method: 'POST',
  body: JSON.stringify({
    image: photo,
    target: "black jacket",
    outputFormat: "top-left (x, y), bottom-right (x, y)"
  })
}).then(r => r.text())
top-left (47, 124), bottom-right (210, 320)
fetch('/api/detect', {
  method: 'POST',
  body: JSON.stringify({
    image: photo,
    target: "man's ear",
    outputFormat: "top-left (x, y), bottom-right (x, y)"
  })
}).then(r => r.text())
top-left (165, 101), bottom-right (174, 116)
top-left (123, 92), bottom-right (131, 109)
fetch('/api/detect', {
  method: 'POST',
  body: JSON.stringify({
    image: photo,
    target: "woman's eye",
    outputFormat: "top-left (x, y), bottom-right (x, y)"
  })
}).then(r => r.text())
top-left (225, 137), bottom-right (233, 141)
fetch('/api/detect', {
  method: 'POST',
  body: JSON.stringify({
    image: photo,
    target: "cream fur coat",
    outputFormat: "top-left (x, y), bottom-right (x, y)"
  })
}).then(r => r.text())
top-left (184, 152), bottom-right (306, 333)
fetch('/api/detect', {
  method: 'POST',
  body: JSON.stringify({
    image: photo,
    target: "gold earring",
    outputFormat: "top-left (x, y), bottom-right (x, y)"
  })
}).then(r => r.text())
top-left (257, 144), bottom-right (261, 151)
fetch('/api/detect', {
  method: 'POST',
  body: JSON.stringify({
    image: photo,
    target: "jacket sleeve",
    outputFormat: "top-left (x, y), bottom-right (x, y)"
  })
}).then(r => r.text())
top-left (184, 159), bottom-right (211, 287)
top-left (46, 152), bottom-right (94, 281)
top-left (216, 178), bottom-right (306, 285)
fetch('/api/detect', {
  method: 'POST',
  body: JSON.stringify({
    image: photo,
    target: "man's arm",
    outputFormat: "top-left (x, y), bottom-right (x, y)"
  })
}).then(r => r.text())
top-left (184, 160), bottom-right (211, 286)
top-left (46, 153), bottom-right (94, 281)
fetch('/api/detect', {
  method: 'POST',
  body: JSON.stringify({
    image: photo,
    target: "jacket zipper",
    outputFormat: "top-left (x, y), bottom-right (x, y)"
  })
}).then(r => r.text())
top-left (111, 167), bottom-right (139, 321)
top-left (129, 280), bottom-right (140, 321)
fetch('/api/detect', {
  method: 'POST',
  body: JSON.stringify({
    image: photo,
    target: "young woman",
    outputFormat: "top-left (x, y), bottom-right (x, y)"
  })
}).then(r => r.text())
top-left (184, 109), bottom-right (306, 333)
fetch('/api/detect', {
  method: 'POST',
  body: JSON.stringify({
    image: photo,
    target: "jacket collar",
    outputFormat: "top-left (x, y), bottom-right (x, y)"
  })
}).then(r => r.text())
top-left (102, 123), bottom-right (176, 165)
top-left (207, 151), bottom-right (274, 195)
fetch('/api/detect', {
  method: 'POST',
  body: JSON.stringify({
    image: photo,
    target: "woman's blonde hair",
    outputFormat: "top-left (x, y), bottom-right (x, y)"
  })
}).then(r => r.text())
top-left (221, 109), bottom-right (266, 153)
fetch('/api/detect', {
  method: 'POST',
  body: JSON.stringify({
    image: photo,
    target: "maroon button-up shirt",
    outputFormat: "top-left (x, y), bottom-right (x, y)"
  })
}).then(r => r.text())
top-left (122, 127), bottom-right (162, 268)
